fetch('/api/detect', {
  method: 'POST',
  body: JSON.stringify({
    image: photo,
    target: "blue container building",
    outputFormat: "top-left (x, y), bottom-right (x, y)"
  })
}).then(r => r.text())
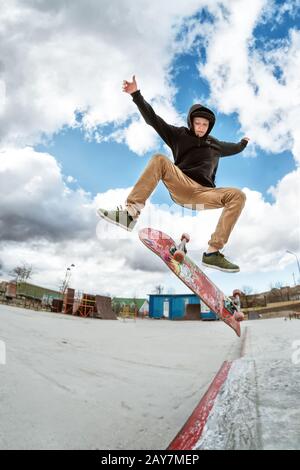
top-left (148, 294), bottom-right (218, 320)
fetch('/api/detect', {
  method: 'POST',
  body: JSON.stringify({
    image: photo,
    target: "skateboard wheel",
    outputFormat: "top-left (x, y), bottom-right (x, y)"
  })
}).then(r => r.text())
top-left (234, 311), bottom-right (244, 322)
top-left (181, 233), bottom-right (190, 242)
top-left (174, 250), bottom-right (185, 263)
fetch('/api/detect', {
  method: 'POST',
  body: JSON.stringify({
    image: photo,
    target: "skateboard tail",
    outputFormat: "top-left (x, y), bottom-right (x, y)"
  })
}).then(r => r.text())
top-left (221, 311), bottom-right (241, 337)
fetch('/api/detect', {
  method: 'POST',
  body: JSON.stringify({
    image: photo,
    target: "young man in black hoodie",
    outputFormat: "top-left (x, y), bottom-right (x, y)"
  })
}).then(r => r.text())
top-left (98, 75), bottom-right (250, 273)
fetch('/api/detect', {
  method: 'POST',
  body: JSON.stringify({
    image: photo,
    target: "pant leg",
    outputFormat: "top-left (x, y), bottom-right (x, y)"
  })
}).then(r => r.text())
top-left (125, 154), bottom-right (199, 217)
top-left (180, 186), bottom-right (247, 250)
top-left (125, 153), bottom-right (246, 250)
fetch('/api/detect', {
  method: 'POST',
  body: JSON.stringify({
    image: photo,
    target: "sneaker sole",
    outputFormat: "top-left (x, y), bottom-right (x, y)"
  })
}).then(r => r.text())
top-left (201, 261), bottom-right (240, 273)
top-left (97, 209), bottom-right (136, 232)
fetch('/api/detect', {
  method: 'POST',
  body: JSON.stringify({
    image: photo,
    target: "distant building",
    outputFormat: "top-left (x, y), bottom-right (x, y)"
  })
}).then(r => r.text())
top-left (149, 294), bottom-right (217, 321)
top-left (112, 298), bottom-right (149, 316)
top-left (0, 281), bottom-right (62, 310)
top-left (16, 282), bottom-right (62, 302)
top-left (239, 284), bottom-right (300, 308)
top-left (0, 281), bottom-right (61, 303)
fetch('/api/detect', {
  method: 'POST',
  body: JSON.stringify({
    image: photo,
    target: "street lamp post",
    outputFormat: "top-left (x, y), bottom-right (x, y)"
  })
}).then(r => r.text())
top-left (286, 251), bottom-right (300, 279)
top-left (61, 264), bottom-right (75, 295)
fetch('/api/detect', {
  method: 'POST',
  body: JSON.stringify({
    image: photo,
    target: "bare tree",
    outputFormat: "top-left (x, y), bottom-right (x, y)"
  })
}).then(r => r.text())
top-left (242, 285), bottom-right (253, 295)
top-left (274, 281), bottom-right (285, 289)
top-left (10, 264), bottom-right (33, 285)
top-left (269, 281), bottom-right (286, 300)
top-left (24, 265), bottom-right (33, 283)
top-left (155, 285), bottom-right (164, 295)
top-left (10, 266), bottom-right (22, 282)
top-left (269, 281), bottom-right (285, 291)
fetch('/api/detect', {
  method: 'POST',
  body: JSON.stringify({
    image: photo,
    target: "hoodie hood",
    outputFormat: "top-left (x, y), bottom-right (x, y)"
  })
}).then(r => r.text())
top-left (187, 104), bottom-right (216, 138)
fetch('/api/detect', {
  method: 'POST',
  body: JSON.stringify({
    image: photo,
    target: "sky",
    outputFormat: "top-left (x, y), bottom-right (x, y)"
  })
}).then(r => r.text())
top-left (0, 0), bottom-right (300, 299)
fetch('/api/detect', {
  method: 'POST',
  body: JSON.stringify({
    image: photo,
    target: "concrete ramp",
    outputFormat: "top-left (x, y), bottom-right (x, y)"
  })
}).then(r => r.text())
top-left (167, 361), bottom-right (233, 450)
top-left (168, 319), bottom-right (300, 450)
top-left (95, 295), bottom-right (117, 320)
top-left (193, 358), bottom-right (259, 450)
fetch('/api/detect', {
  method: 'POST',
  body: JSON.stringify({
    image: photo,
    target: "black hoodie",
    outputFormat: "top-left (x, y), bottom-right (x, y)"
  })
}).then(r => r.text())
top-left (131, 90), bottom-right (248, 188)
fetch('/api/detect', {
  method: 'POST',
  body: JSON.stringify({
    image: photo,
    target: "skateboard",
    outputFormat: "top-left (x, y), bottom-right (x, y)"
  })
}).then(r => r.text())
top-left (139, 228), bottom-right (242, 337)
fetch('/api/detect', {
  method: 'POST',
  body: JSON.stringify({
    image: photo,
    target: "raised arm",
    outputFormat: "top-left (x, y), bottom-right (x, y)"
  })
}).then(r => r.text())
top-left (218, 137), bottom-right (250, 157)
top-left (122, 75), bottom-right (178, 150)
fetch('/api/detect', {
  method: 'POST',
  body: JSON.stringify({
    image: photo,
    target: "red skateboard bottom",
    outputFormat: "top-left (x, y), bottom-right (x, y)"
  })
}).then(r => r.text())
top-left (139, 228), bottom-right (241, 337)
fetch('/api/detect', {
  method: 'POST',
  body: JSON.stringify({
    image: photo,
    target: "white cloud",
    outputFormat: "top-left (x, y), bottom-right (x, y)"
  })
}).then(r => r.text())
top-left (0, 0), bottom-right (206, 149)
top-left (0, 147), bottom-right (95, 242)
top-left (1, 0), bottom-right (299, 160)
top-left (66, 175), bottom-right (77, 184)
top-left (193, 0), bottom-right (300, 163)
top-left (230, 169), bottom-right (300, 271)
top-left (261, 0), bottom-right (300, 25)
top-left (101, 120), bottom-right (158, 156)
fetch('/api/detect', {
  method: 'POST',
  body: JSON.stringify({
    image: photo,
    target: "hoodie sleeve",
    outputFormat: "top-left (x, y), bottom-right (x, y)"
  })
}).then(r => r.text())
top-left (131, 90), bottom-right (178, 150)
top-left (217, 138), bottom-right (248, 157)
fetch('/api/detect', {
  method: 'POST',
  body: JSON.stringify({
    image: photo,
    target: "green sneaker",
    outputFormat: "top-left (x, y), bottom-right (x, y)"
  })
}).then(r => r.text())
top-left (202, 251), bottom-right (240, 273)
top-left (97, 206), bottom-right (137, 232)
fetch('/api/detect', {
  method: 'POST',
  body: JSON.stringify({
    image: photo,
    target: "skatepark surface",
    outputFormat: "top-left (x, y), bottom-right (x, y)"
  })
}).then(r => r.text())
top-left (0, 304), bottom-right (299, 450)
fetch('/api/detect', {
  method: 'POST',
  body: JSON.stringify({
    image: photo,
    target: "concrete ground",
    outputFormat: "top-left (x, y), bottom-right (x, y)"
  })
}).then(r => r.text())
top-left (195, 317), bottom-right (300, 450)
top-left (0, 304), bottom-right (299, 450)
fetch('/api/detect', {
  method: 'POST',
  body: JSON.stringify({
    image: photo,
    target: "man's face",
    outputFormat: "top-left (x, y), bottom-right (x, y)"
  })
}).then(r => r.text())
top-left (193, 117), bottom-right (209, 137)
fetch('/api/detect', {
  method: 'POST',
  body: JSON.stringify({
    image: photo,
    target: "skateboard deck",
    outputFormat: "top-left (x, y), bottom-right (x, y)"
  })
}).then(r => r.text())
top-left (139, 228), bottom-right (241, 337)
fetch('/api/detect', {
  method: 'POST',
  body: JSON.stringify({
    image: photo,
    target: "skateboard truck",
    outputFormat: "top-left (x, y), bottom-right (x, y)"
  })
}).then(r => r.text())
top-left (170, 233), bottom-right (190, 263)
top-left (224, 297), bottom-right (244, 321)
top-left (224, 297), bottom-right (237, 316)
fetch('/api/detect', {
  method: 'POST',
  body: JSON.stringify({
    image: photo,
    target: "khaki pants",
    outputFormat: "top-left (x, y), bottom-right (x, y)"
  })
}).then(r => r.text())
top-left (126, 154), bottom-right (246, 250)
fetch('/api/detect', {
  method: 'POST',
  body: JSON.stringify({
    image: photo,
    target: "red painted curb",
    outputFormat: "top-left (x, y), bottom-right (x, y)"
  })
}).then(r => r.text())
top-left (167, 361), bottom-right (232, 450)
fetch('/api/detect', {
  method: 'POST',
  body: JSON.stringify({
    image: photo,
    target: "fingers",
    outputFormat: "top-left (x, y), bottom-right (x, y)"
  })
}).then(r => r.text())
top-left (122, 75), bottom-right (137, 93)
top-left (122, 79), bottom-right (129, 92)
top-left (122, 75), bottom-right (137, 92)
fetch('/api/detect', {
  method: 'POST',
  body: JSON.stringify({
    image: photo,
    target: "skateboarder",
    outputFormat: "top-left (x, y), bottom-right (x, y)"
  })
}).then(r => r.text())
top-left (98, 75), bottom-right (250, 273)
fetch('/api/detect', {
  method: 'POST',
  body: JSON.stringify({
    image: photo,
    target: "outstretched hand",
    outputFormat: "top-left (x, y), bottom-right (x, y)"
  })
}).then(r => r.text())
top-left (242, 137), bottom-right (250, 142)
top-left (122, 75), bottom-right (138, 95)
